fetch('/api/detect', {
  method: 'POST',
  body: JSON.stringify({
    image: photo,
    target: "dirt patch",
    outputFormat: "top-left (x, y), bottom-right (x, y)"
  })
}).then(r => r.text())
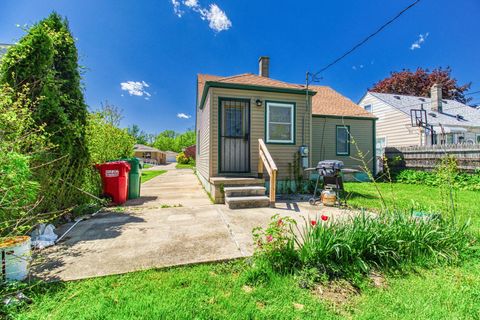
top-left (313, 279), bottom-right (359, 307)
top-left (369, 272), bottom-right (388, 289)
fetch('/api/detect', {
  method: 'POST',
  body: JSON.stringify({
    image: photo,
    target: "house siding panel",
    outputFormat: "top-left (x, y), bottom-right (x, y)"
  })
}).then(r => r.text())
top-left (210, 87), bottom-right (311, 180)
top-left (311, 116), bottom-right (374, 172)
top-left (360, 93), bottom-right (420, 147)
top-left (196, 92), bottom-right (211, 180)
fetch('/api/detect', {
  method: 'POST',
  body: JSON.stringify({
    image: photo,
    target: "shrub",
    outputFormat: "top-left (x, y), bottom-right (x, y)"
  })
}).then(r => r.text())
top-left (252, 213), bottom-right (473, 281)
top-left (176, 152), bottom-right (193, 165)
top-left (0, 13), bottom-right (91, 212)
top-left (390, 155), bottom-right (480, 192)
top-left (252, 215), bottom-right (298, 273)
top-left (0, 83), bottom-right (52, 238)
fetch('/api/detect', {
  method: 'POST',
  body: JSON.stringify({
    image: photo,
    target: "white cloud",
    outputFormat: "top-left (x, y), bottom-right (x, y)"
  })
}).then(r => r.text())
top-left (202, 4), bottom-right (232, 32)
top-left (184, 0), bottom-right (199, 8)
top-left (177, 113), bottom-right (192, 119)
top-left (120, 81), bottom-right (151, 98)
top-left (171, 1), bottom-right (232, 32)
top-left (171, 0), bottom-right (184, 17)
top-left (410, 32), bottom-right (429, 50)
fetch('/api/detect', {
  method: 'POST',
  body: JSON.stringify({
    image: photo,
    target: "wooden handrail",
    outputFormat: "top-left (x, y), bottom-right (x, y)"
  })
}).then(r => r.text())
top-left (258, 139), bottom-right (278, 207)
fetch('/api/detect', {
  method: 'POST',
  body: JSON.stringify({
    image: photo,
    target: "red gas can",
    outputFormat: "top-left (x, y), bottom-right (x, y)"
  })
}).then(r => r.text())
top-left (95, 161), bottom-right (131, 205)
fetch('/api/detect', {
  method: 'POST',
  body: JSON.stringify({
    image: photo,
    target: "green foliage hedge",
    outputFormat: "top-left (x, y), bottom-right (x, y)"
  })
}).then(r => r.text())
top-left (176, 152), bottom-right (194, 165)
top-left (0, 14), bottom-right (135, 237)
top-left (251, 213), bottom-right (474, 282)
top-left (394, 169), bottom-right (480, 191)
top-left (0, 13), bottom-right (90, 212)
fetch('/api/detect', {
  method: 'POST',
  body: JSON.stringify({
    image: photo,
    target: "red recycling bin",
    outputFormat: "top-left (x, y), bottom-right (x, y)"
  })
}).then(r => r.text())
top-left (95, 161), bottom-right (131, 205)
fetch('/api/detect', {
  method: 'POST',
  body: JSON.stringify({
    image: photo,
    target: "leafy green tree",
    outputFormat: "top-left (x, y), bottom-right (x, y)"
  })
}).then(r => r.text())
top-left (128, 124), bottom-right (150, 145)
top-left (152, 130), bottom-right (195, 152)
top-left (86, 112), bottom-right (135, 164)
top-left (0, 12), bottom-right (90, 211)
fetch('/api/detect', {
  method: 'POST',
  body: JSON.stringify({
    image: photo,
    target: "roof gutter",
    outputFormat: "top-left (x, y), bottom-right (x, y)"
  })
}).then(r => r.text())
top-left (198, 81), bottom-right (317, 109)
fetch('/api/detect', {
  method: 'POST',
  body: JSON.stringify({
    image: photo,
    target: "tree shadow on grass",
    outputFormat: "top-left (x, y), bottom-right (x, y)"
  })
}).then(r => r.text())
top-left (345, 191), bottom-right (378, 200)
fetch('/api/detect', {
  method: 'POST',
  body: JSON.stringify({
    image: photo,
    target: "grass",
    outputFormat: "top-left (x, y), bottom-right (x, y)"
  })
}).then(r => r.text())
top-left (8, 262), bottom-right (338, 320)
top-left (345, 182), bottom-right (480, 233)
top-left (141, 170), bottom-right (166, 183)
top-left (7, 182), bottom-right (480, 319)
top-left (350, 259), bottom-right (480, 319)
top-left (176, 163), bottom-right (195, 169)
top-left (142, 164), bottom-right (153, 169)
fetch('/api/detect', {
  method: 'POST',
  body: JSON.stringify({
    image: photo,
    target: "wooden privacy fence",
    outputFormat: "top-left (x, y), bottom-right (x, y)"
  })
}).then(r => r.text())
top-left (384, 144), bottom-right (480, 172)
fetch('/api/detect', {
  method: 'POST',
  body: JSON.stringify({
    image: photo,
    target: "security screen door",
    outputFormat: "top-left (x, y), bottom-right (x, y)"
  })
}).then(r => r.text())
top-left (219, 99), bottom-right (250, 173)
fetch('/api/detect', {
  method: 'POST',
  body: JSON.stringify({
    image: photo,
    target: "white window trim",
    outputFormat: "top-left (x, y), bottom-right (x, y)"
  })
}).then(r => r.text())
top-left (266, 102), bottom-right (295, 144)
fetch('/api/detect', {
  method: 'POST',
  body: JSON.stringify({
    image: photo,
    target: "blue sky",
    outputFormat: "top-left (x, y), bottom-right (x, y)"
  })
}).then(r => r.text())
top-left (1, 0), bottom-right (479, 134)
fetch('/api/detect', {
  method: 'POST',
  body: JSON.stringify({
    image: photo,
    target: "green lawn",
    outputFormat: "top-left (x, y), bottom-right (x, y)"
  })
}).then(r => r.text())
top-left (9, 263), bottom-right (338, 320)
top-left (141, 170), bottom-right (166, 183)
top-left (8, 182), bottom-right (480, 319)
top-left (345, 182), bottom-right (480, 233)
top-left (176, 163), bottom-right (195, 169)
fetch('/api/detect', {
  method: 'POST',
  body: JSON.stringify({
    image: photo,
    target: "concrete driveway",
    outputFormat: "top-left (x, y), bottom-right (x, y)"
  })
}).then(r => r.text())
top-left (33, 168), bottom-right (349, 281)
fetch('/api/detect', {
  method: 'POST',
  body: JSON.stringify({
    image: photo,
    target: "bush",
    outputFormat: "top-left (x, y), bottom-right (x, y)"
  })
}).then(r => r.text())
top-left (176, 152), bottom-right (194, 165)
top-left (394, 169), bottom-right (480, 191)
top-left (0, 84), bottom-right (51, 238)
top-left (252, 215), bottom-right (298, 273)
top-left (252, 213), bottom-right (473, 281)
top-left (0, 13), bottom-right (91, 212)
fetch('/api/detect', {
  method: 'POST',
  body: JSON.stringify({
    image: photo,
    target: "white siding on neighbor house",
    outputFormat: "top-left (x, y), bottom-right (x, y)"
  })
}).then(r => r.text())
top-left (196, 93), bottom-right (211, 180)
top-left (311, 116), bottom-right (375, 172)
top-left (360, 93), bottom-right (420, 147)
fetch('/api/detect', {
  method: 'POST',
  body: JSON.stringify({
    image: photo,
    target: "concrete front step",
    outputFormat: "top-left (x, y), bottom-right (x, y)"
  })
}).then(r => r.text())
top-left (225, 195), bottom-right (270, 209)
top-left (223, 186), bottom-right (266, 197)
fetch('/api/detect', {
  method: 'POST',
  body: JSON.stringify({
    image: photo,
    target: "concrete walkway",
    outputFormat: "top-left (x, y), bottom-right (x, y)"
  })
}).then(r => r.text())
top-left (33, 168), bottom-right (351, 281)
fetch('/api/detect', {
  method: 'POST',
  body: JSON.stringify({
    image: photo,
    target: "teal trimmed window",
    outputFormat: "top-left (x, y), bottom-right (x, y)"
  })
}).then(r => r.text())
top-left (336, 125), bottom-right (350, 156)
top-left (265, 101), bottom-right (295, 144)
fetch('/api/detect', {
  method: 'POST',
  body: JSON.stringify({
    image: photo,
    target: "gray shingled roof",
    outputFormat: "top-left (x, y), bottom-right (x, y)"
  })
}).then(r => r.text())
top-left (134, 144), bottom-right (164, 153)
top-left (369, 92), bottom-right (480, 128)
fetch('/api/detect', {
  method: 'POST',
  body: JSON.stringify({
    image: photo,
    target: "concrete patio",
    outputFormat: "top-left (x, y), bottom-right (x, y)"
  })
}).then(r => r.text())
top-left (32, 167), bottom-right (352, 281)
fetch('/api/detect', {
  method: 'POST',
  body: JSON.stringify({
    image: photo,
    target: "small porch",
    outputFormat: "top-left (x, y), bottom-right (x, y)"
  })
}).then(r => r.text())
top-left (209, 139), bottom-right (278, 209)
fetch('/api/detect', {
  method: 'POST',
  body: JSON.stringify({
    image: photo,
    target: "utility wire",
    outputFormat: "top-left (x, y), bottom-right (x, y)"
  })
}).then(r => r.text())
top-left (313, 0), bottom-right (421, 75)
top-left (465, 90), bottom-right (480, 96)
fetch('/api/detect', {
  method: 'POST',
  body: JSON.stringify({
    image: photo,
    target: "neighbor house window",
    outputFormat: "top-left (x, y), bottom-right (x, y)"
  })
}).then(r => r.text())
top-left (266, 102), bottom-right (295, 144)
top-left (336, 125), bottom-right (350, 156)
top-left (476, 134), bottom-right (480, 144)
top-left (364, 104), bottom-right (372, 112)
top-left (376, 137), bottom-right (386, 157)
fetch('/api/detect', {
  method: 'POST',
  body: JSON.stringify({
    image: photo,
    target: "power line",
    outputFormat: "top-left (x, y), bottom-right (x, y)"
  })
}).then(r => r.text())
top-left (313, 0), bottom-right (421, 75)
top-left (466, 90), bottom-right (480, 96)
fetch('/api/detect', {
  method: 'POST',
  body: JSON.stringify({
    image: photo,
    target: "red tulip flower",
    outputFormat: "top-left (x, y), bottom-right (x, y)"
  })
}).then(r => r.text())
top-left (321, 215), bottom-right (329, 221)
top-left (277, 219), bottom-right (283, 226)
top-left (310, 220), bottom-right (317, 226)
top-left (266, 235), bottom-right (273, 242)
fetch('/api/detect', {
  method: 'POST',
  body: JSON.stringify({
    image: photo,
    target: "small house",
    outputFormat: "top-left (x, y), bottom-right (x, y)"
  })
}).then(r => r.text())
top-left (134, 144), bottom-right (166, 165)
top-left (359, 84), bottom-right (480, 149)
top-left (196, 57), bottom-right (376, 207)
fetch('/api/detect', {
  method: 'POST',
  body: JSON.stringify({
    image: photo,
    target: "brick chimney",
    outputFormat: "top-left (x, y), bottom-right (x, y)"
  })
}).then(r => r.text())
top-left (430, 83), bottom-right (443, 113)
top-left (258, 56), bottom-right (270, 77)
